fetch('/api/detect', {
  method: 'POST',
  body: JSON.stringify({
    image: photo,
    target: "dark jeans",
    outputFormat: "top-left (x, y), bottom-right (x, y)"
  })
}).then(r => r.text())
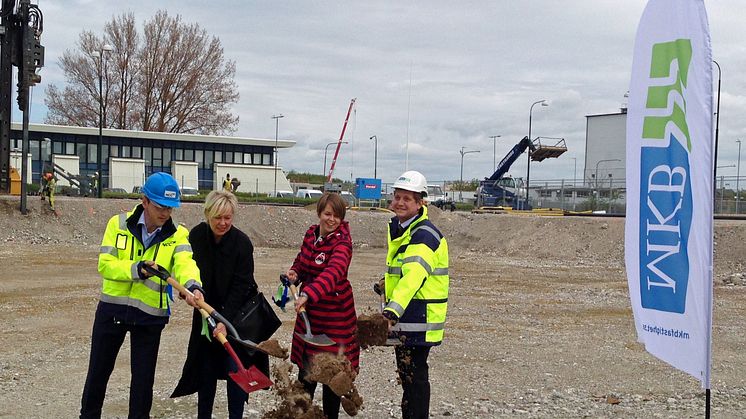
top-left (395, 345), bottom-right (431, 419)
top-left (197, 355), bottom-right (248, 419)
top-left (298, 366), bottom-right (341, 419)
top-left (80, 313), bottom-right (164, 419)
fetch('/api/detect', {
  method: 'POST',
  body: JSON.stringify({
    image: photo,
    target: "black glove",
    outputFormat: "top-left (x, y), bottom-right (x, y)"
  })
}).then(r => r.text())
top-left (382, 310), bottom-right (399, 325)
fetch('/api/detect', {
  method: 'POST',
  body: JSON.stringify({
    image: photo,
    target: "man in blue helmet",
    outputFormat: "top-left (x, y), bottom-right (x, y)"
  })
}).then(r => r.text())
top-left (80, 172), bottom-right (204, 419)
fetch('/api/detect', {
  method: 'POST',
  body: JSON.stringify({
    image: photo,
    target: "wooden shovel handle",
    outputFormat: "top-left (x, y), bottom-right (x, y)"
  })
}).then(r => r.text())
top-left (288, 283), bottom-right (307, 314)
top-left (198, 308), bottom-right (228, 345)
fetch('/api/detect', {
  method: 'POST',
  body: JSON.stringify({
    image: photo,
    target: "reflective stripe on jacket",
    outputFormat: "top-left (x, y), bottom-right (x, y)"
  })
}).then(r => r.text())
top-left (384, 205), bottom-right (449, 345)
top-left (98, 205), bottom-right (201, 323)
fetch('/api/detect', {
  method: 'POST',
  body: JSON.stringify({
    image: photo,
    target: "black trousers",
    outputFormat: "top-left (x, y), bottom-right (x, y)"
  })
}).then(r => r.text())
top-left (298, 366), bottom-right (341, 419)
top-left (197, 355), bottom-right (248, 419)
top-left (395, 345), bottom-right (432, 419)
top-left (80, 312), bottom-right (164, 419)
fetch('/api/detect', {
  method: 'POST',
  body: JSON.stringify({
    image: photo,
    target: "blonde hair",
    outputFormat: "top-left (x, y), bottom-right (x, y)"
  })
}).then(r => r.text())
top-left (204, 190), bottom-right (238, 220)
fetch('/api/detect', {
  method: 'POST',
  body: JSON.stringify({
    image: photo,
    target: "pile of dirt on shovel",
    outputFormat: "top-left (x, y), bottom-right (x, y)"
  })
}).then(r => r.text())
top-left (257, 339), bottom-right (289, 359)
top-left (356, 312), bottom-right (390, 348)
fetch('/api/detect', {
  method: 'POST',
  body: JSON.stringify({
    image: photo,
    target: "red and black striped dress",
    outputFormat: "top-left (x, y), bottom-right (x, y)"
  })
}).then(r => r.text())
top-left (290, 221), bottom-right (359, 372)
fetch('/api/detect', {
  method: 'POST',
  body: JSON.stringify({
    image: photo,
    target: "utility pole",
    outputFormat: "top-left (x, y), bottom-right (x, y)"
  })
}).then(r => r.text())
top-left (0, 0), bottom-right (16, 194)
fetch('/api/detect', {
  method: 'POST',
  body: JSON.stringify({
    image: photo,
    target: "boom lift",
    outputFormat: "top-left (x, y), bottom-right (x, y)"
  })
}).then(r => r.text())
top-left (476, 136), bottom-right (567, 208)
top-left (324, 98), bottom-right (356, 193)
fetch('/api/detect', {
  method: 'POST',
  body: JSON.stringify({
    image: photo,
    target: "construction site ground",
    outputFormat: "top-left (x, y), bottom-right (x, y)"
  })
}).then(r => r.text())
top-left (1, 195), bottom-right (745, 418)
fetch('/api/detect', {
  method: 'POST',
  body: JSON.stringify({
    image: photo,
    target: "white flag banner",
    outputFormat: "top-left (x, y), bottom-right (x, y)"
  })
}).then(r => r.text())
top-left (625, 0), bottom-right (713, 388)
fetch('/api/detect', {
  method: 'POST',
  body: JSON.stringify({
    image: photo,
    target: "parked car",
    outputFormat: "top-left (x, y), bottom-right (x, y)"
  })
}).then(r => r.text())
top-left (268, 190), bottom-right (294, 198)
top-left (180, 187), bottom-right (199, 196)
top-left (295, 189), bottom-right (323, 199)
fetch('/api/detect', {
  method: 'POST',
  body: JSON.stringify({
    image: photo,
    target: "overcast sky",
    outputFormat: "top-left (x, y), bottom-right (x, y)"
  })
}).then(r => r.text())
top-left (20, 1), bottom-right (746, 183)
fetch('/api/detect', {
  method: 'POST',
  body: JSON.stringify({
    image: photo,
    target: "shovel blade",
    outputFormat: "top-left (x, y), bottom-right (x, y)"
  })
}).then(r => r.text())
top-left (295, 331), bottom-right (336, 347)
top-left (229, 365), bottom-right (273, 394)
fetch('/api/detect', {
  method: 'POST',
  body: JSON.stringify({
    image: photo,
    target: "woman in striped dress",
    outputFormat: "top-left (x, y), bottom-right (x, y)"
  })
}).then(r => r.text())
top-left (286, 192), bottom-right (359, 419)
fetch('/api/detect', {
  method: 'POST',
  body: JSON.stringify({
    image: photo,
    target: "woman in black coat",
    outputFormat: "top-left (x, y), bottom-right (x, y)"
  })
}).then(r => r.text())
top-left (171, 190), bottom-right (267, 419)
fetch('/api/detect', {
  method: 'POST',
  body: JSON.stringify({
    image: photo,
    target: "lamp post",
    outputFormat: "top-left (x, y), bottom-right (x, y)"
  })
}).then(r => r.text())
top-left (737, 139), bottom-right (742, 213)
top-left (271, 114), bottom-right (284, 197)
top-left (526, 99), bottom-right (549, 209)
top-left (93, 44), bottom-right (113, 198)
top-left (572, 157), bottom-right (577, 210)
top-left (459, 146), bottom-right (480, 202)
top-left (369, 135), bottom-right (378, 179)
top-left (489, 135), bottom-right (501, 172)
top-left (324, 141), bottom-right (348, 178)
top-left (594, 159), bottom-right (621, 189)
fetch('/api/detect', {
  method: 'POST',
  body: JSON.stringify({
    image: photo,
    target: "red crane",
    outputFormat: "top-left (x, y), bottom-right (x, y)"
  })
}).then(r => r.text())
top-left (326, 98), bottom-right (356, 183)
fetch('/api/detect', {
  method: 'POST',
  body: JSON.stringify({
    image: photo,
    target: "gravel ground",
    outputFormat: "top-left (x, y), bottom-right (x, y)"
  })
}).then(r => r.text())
top-left (0, 195), bottom-right (745, 418)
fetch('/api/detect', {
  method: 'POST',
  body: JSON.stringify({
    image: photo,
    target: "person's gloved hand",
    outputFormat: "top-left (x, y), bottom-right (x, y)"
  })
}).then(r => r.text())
top-left (382, 310), bottom-right (399, 330)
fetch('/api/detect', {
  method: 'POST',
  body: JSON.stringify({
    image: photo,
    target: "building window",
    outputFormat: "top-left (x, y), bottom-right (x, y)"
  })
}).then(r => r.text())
top-left (30, 140), bottom-right (40, 160)
top-left (121, 145), bottom-right (131, 158)
top-left (234, 152), bottom-right (242, 164)
top-left (131, 146), bottom-right (142, 159)
top-left (184, 149), bottom-right (194, 161)
top-left (195, 150), bottom-right (204, 168)
top-left (214, 151), bottom-right (222, 163)
top-left (262, 153), bottom-right (271, 165)
top-left (110, 145), bottom-right (119, 158)
top-left (175, 149), bottom-right (184, 161)
top-left (103, 145), bottom-right (109, 164)
top-left (253, 153), bottom-right (261, 165)
top-left (224, 152), bottom-right (233, 164)
top-left (143, 147), bottom-right (152, 166)
top-left (163, 148), bottom-right (172, 166)
top-left (203, 150), bottom-right (213, 168)
top-left (88, 144), bottom-right (97, 163)
top-left (41, 140), bottom-right (51, 162)
top-left (243, 153), bottom-right (252, 164)
top-left (77, 143), bottom-right (87, 163)
top-left (66, 142), bottom-right (75, 155)
top-left (53, 141), bottom-right (63, 154)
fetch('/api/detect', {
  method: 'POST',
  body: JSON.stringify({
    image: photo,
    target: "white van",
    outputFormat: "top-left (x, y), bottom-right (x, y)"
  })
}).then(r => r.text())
top-left (295, 189), bottom-right (323, 199)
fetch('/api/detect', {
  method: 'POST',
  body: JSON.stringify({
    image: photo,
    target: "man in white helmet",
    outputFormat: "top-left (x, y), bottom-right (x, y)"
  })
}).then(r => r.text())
top-left (382, 170), bottom-right (450, 419)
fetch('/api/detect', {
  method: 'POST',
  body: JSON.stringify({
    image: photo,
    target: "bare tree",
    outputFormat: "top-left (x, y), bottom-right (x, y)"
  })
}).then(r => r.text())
top-left (45, 10), bottom-right (239, 135)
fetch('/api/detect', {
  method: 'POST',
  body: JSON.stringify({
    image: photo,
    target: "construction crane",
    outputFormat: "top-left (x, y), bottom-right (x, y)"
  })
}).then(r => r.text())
top-left (324, 98), bottom-right (356, 192)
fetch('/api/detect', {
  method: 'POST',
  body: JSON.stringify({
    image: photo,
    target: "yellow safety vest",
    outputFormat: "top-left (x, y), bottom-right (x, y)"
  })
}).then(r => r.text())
top-left (98, 206), bottom-right (201, 319)
top-left (384, 205), bottom-right (450, 345)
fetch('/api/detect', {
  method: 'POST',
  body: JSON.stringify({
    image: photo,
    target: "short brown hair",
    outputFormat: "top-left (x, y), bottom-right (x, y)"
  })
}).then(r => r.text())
top-left (317, 192), bottom-right (347, 220)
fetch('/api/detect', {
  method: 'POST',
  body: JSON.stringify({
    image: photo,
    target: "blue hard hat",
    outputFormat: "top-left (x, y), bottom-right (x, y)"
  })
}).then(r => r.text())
top-left (142, 172), bottom-right (181, 208)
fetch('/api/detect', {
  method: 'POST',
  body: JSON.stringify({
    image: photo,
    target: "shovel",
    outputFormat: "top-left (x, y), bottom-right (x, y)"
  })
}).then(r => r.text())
top-left (373, 281), bottom-right (402, 346)
top-left (198, 308), bottom-right (273, 394)
top-left (288, 283), bottom-right (335, 347)
top-left (142, 264), bottom-right (272, 355)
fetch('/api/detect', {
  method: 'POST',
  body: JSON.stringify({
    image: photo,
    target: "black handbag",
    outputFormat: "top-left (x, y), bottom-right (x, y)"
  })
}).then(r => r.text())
top-left (232, 291), bottom-right (282, 344)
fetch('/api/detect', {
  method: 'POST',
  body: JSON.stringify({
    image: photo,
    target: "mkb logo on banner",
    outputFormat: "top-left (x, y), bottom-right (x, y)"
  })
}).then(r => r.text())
top-left (639, 40), bottom-right (693, 314)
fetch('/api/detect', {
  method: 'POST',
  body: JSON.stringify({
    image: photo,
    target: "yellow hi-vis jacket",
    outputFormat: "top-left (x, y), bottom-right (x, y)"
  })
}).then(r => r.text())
top-left (98, 205), bottom-right (201, 325)
top-left (384, 205), bottom-right (449, 345)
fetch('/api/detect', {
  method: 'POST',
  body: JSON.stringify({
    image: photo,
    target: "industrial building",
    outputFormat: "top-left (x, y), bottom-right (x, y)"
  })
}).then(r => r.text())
top-left (9, 122), bottom-right (295, 193)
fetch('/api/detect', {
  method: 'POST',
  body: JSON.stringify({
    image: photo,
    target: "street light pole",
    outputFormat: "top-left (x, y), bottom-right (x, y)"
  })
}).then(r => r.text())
top-left (369, 135), bottom-right (378, 179)
top-left (572, 157), bottom-right (577, 211)
top-left (489, 135), bottom-right (501, 172)
top-left (526, 99), bottom-right (549, 209)
top-left (737, 139), bottom-right (742, 213)
top-left (324, 141), bottom-right (348, 177)
top-left (271, 114), bottom-right (284, 197)
top-left (594, 159), bottom-right (621, 189)
top-left (93, 44), bottom-right (113, 198)
top-left (459, 146), bottom-right (480, 202)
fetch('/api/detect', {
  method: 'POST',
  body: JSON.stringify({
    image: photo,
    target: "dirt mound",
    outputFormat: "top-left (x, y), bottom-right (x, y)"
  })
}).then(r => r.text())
top-left (262, 362), bottom-right (325, 419)
top-left (306, 352), bottom-right (363, 416)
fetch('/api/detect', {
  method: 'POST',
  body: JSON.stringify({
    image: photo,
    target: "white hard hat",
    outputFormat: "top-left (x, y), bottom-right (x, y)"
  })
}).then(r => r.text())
top-left (393, 170), bottom-right (428, 196)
